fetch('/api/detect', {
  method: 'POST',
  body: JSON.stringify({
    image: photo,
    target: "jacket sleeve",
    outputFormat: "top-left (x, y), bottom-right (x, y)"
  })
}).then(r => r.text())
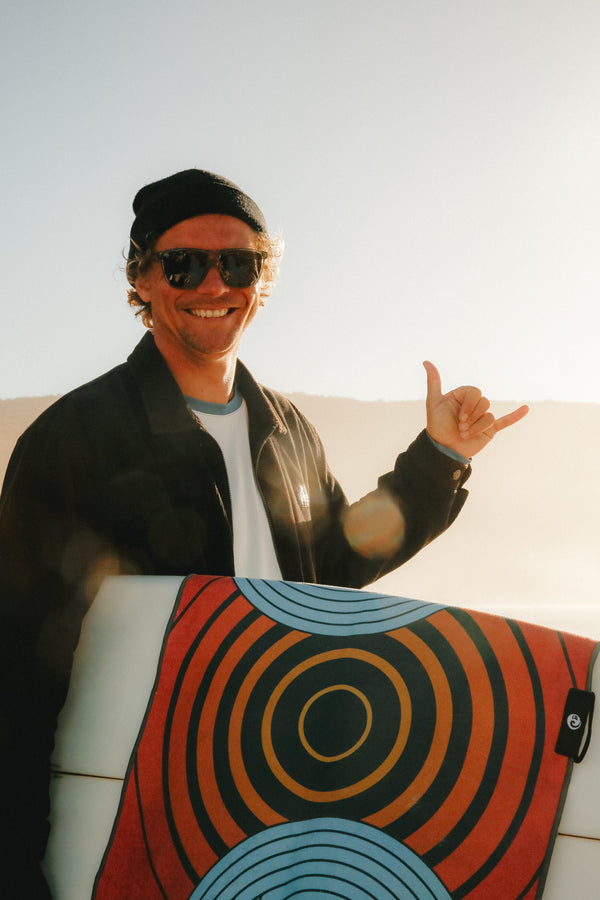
top-left (311, 428), bottom-right (471, 589)
top-left (0, 424), bottom-right (101, 892)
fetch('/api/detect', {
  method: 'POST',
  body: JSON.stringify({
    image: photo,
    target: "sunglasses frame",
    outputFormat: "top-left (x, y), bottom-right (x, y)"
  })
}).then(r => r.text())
top-left (152, 247), bottom-right (267, 289)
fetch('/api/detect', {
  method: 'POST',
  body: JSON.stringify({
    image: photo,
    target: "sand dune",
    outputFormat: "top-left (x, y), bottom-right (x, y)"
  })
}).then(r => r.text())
top-left (2, 393), bottom-right (598, 615)
top-left (289, 395), bottom-right (600, 613)
top-left (0, 396), bottom-right (60, 484)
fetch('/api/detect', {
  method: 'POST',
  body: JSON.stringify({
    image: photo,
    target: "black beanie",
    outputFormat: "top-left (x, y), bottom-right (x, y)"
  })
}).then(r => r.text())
top-left (128, 169), bottom-right (267, 260)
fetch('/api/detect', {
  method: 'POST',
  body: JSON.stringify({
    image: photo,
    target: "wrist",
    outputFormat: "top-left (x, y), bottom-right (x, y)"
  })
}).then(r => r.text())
top-left (426, 431), bottom-right (471, 465)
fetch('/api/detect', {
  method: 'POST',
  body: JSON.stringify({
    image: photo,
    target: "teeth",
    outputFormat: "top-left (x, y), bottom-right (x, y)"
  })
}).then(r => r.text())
top-left (189, 308), bottom-right (229, 318)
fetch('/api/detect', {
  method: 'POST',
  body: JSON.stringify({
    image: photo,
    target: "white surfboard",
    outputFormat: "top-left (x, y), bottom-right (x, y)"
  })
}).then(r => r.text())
top-left (42, 576), bottom-right (600, 899)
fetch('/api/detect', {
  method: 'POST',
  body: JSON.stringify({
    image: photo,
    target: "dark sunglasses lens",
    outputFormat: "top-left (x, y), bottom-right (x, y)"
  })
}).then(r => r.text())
top-left (159, 249), bottom-right (264, 289)
top-left (161, 250), bottom-right (209, 288)
top-left (220, 250), bottom-right (264, 287)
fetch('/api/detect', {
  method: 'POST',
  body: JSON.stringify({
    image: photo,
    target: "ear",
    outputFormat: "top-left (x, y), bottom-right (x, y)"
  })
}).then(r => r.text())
top-left (135, 271), bottom-right (151, 303)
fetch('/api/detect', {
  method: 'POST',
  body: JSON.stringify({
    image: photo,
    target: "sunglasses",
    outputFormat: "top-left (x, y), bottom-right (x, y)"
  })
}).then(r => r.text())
top-left (152, 247), bottom-right (267, 289)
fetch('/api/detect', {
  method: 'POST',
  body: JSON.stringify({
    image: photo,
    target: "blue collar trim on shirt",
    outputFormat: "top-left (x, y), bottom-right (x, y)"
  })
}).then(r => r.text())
top-left (185, 387), bottom-right (243, 416)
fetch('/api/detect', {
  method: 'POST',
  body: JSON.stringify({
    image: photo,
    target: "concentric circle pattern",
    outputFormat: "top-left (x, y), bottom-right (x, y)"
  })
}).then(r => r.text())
top-left (93, 576), bottom-right (600, 900)
top-left (188, 818), bottom-right (453, 900)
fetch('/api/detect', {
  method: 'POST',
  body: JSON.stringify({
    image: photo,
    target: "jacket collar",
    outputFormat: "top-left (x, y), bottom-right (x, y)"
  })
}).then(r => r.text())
top-left (235, 359), bottom-right (288, 456)
top-left (127, 331), bottom-right (286, 442)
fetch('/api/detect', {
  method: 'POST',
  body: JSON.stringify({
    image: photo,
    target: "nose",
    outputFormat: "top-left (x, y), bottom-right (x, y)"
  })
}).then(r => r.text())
top-left (195, 262), bottom-right (227, 293)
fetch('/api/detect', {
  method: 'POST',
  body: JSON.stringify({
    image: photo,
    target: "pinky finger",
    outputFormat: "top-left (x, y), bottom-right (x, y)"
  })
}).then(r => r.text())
top-left (494, 404), bottom-right (530, 433)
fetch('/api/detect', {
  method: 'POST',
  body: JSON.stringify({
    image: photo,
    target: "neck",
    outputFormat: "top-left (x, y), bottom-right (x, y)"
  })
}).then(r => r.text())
top-left (154, 337), bottom-right (237, 404)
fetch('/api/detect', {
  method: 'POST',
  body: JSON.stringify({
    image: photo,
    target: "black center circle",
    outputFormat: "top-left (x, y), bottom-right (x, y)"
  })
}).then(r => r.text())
top-left (300, 686), bottom-right (371, 761)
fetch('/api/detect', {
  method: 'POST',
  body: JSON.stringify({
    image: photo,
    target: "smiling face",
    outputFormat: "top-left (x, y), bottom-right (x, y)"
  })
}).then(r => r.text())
top-left (135, 215), bottom-right (262, 375)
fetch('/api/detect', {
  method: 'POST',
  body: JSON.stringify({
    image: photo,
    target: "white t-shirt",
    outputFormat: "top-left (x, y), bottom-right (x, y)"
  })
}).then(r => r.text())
top-left (186, 391), bottom-right (283, 580)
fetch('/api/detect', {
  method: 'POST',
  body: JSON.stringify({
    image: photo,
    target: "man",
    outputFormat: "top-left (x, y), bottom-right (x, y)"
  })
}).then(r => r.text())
top-left (0, 169), bottom-right (527, 897)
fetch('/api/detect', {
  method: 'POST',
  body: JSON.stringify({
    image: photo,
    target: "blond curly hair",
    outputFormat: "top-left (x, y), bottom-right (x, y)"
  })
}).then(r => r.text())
top-left (126, 231), bottom-right (284, 328)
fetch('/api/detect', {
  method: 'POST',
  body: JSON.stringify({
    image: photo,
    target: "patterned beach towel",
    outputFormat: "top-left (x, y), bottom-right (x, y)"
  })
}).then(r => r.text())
top-left (93, 575), bottom-right (598, 899)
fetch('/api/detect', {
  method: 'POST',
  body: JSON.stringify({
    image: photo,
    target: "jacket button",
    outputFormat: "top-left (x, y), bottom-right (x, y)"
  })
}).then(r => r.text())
top-left (452, 469), bottom-right (462, 480)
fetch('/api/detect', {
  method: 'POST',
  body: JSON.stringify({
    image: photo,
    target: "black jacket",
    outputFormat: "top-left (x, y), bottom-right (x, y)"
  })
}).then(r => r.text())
top-left (0, 332), bottom-right (470, 894)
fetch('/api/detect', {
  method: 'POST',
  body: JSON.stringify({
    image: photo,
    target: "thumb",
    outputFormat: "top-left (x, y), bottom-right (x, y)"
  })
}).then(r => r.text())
top-left (423, 360), bottom-right (442, 402)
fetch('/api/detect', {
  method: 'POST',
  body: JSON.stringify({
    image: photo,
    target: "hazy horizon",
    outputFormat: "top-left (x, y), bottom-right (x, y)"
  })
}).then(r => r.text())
top-left (3, 393), bottom-right (598, 621)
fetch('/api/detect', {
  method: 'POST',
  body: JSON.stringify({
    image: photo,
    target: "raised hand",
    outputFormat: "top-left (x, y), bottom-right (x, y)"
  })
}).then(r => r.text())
top-left (423, 360), bottom-right (529, 458)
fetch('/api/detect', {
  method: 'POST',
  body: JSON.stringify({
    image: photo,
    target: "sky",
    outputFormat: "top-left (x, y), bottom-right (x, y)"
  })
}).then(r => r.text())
top-left (2, 0), bottom-right (599, 403)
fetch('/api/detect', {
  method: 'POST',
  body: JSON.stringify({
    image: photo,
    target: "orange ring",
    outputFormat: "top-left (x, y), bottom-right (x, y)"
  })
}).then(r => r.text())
top-left (298, 684), bottom-right (373, 762)
top-left (366, 627), bottom-right (453, 827)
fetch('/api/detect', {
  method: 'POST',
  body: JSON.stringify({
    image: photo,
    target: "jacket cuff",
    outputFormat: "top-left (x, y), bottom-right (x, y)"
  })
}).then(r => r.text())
top-left (426, 431), bottom-right (471, 466)
top-left (404, 429), bottom-right (471, 491)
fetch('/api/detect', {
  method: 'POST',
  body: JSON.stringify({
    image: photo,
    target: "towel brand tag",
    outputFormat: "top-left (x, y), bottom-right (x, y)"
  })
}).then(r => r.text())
top-left (555, 688), bottom-right (595, 763)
